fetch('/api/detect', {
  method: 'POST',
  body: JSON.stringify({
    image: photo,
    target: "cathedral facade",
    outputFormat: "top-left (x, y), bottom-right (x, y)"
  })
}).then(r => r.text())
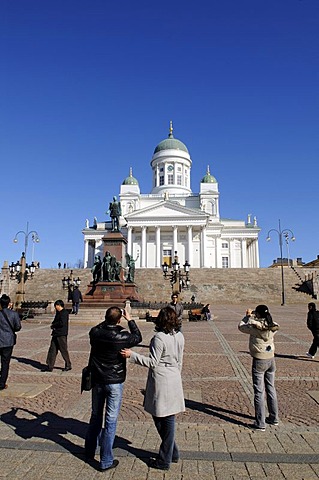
top-left (83, 123), bottom-right (260, 270)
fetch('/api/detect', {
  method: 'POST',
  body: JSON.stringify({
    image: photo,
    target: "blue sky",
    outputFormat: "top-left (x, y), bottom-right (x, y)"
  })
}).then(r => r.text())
top-left (1, 0), bottom-right (318, 269)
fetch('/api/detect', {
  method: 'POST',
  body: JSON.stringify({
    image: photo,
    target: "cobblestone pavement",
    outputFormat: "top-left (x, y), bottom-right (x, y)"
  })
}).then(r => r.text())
top-left (0, 303), bottom-right (319, 479)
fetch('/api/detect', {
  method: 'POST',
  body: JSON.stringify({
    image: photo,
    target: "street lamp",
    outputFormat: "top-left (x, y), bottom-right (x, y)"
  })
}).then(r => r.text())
top-left (266, 220), bottom-right (295, 306)
top-left (13, 222), bottom-right (40, 262)
top-left (9, 251), bottom-right (38, 307)
top-left (61, 270), bottom-right (81, 290)
top-left (162, 251), bottom-right (191, 292)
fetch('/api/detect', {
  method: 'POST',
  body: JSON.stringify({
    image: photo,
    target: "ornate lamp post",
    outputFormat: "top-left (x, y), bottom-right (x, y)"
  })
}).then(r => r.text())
top-left (61, 270), bottom-right (81, 290)
top-left (266, 220), bottom-right (295, 306)
top-left (13, 222), bottom-right (40, 261)
top-left (162, 251), bottom-right (191, 292)
top-left (11, 223), bottom-right (40, 307)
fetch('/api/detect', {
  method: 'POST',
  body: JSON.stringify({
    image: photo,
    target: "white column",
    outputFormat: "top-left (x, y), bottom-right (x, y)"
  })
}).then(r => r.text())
top-left (229, 238), bottom-right (234, 268)
top-left (201, 226), bottom-right (207, 267)
top-left (241, 239), bottom-right (247, 267)
top-left (156, 226), bottom-right (161, 268)
top-left (84, 239), bottom-right (89, 268)
top-left (127, 226), bottom-right (132, 256)
top-left (254, 239), bottom-right (260, 268)
top-left (187, 226), bottom-right (193, 266)
top-left (141, 226), bottom-right (147, 268)
top-left (215, 237), bottom-right (222, 268)
top-left (173, 226), bottom-right (178, 257)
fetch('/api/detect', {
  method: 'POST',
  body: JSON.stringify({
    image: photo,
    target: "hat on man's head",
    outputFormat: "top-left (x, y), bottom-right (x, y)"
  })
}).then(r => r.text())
top-left (255, 305), bottom-right (269, 317)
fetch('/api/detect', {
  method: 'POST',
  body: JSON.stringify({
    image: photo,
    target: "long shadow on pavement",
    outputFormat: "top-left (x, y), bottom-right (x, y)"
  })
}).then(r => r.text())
top-left (185, 399), bottom-right (253, 427)
top-left (1, 407), bottom-right (87, 459)
top-left (11, 356), bottom-right (46, 370)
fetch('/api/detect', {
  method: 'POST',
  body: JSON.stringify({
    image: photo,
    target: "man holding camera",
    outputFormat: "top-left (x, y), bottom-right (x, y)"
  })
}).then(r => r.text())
top-left (85, 306), bottom-right (142, 471)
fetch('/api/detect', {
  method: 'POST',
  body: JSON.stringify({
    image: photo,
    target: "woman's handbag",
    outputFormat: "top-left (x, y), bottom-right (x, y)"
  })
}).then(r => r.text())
top-left (81, 365), bottom-right (92, 393)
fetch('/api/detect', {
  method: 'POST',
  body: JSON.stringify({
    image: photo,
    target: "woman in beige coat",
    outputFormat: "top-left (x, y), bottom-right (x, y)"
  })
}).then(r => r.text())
top-left (121, 307), bottom-right (185, 471)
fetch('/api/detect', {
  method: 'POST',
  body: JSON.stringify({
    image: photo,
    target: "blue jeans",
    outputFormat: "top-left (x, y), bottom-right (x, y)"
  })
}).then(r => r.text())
top-left (85, 383), bottom-right (123, 468)
top-left (152, 415), bottom-right (179, 467)
top-left (252, 358), bottom-right (279, 428)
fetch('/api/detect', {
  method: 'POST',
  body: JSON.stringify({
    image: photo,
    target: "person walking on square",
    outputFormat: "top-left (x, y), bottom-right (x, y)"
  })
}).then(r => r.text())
top-left (0, 294), bottom-right (21, 390)
top-left (168, 292), bottom-right (183, 331)
top-left (71, 286), bottom-right (83, 315)
top-left (306, 302), bottom-right (319, 358)
top-left (85, 307), bottom-right (142, 471)
top-left (201, 303), bottom-right (212, 321)
top-left (121, 307), bottom-right (185, 471)
top-left (238, 304), bottom-right (279, 431)
top-left (42, 300), bottom-right (72, 372)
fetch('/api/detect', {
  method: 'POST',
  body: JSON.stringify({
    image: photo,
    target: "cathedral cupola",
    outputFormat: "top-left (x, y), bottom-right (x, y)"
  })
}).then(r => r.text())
top-left (150, 121), bottom-right (192, 195)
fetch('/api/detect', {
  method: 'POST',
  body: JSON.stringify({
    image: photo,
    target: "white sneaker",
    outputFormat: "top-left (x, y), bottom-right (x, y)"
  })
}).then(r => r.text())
top-left (306, 353), bottom-right (314, 359)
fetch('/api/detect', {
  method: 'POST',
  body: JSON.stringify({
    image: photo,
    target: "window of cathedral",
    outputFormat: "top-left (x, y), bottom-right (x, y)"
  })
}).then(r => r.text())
top-left (222, 242), bottom-right (228, 249)
top-left (222, 257), bottom-right (229, 268)
top-left (177, 175), bottom-right (182, 185)
top-left (160, 176), bottom-right (164, 186)
top-left (168, 174), bottom-right (174, 184)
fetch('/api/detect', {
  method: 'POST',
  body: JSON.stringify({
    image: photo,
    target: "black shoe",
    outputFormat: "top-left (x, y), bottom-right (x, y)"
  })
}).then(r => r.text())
top-left (41, 367), bottom-right (53, 372)
top-left (149, 458), bottom-right (170, 470)
top-left (265, 417), bottom-right (279, 426)
top-left (62, 366), bottom-right (72, 372)
top-left (172, 458), bottom-right (179, 463)
top-left (99, 459), bottom-right (119, 471)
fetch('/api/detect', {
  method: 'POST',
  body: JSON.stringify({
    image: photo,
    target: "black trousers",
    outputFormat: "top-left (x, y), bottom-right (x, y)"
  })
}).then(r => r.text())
top-left (309, 333), bottom-right (319, 357)
top-left (46, 336), bottom-right (71, 369)
top-left (0, 346), bottom-right (14, 388)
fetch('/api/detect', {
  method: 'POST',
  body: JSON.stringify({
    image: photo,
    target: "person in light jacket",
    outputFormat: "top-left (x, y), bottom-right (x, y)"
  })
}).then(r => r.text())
top-left (121, 307), bottom-right (185, 471)
top-left (238, 304), bottom-right (279, 431)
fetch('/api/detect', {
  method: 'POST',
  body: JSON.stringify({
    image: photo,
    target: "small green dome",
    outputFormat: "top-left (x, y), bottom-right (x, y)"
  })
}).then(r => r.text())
top-left (154, 121), bottom-right (189, 154)
top-left (122, 167), bottom-right (139, 186)
top-left (201, 166), bottom-right (217, 183)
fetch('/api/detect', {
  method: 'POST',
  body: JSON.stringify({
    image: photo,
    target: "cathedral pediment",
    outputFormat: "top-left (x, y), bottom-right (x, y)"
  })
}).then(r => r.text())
top-left (125, 200), bottom-right (208, 221)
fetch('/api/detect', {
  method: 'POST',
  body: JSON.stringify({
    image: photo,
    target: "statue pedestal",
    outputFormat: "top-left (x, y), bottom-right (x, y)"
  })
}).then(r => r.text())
top-left (85, 281), bottom-right (140, 305)
top-left (85, 231), bottom-right (141, 306)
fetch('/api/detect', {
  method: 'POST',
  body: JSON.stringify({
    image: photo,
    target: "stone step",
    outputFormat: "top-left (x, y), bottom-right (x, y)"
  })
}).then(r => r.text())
top-left (3, 266), bottom-right (316, 306)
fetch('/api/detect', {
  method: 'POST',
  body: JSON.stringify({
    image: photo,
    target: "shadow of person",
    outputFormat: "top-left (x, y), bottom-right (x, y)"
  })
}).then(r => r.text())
top-left (11, 356), bottom-right (46, 370)
top-left (185, 399), bottom-right (253, 427)
top-left (113, 435), bottom-right (155, 466)
top-left (0, 407), bottom-right (89, 461)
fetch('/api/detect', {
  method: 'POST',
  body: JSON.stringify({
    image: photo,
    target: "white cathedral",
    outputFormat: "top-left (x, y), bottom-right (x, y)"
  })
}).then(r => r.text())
top-left (83, 122), bottom-right (260, 270)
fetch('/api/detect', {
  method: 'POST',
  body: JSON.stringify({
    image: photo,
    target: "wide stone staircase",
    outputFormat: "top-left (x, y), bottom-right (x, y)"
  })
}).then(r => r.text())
top-left (3, 266), bottom-right (316, 310)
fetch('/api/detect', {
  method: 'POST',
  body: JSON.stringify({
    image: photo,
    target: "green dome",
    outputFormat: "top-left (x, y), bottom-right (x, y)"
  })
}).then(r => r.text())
top-left (154, 121), bottom-right (189, 154)
top-left (122, 167), bottom-right (139, 186)
top-left (154, 137), bottom-right (189, 154)
top-left (201, 166), bottom-right (217, 183)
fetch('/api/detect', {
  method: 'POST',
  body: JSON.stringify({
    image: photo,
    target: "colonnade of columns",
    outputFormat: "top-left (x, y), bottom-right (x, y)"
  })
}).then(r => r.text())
top-left (83, 228), bottom-right (260, 269)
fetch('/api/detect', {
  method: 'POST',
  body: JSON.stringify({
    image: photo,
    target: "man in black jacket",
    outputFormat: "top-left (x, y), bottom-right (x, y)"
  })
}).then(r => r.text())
top-left (85, 306), bottom-right (142, 471)
top-left (70, 286), bottom-right (83, 315)
top-left (306, 302), bottom-right (319, 358)
top-left (42, 299), bottom-right (72, 372)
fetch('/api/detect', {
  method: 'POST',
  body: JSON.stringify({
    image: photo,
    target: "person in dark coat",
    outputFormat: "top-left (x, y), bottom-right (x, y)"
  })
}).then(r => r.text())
top-left (71, 286), bottom-right (83, 315)
top-left (42, 300), bottom-right (72, 372)
top-left (168, 293), bottom-right (183, 331)
top-left (306, 302), bottom-right (319, 358)
top-left (0, 294), bottom-right (21, 390)
top-left (85, 306), bottom-right (142, 471)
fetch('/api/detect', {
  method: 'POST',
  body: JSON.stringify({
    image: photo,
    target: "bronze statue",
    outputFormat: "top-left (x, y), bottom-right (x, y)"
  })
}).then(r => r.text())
top-left (102, 252), bottom-right (112, 282)
top-left (91, 255), bottom-right (102, 283)
top-left (125, 253), bottom-right (137, 283)
top-left (107, 196), bottom-right (122, 232)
